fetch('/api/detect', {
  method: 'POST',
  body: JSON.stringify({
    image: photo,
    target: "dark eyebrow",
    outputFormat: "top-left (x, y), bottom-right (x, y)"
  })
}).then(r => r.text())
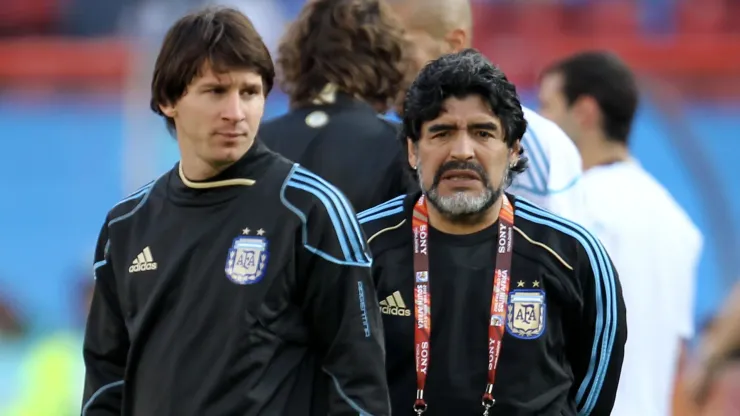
top-left (469, 122), bottom-right (499, 131)
top-left (199, 80), bottom-right (262, 90)
top-left (427, 123), bottom-right (456, 133)
top-left (427, 122), bottom-right (499, 133)
top-left (199, 82), bottom-right (228, 90)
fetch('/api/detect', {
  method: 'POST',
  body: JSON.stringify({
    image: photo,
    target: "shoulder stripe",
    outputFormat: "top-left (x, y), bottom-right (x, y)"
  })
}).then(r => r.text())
top-left (108, 180), bottom-right (156, 226)
top-left (282, 165), bottom-right (370, 266)
top-left (114, 182), bottom-right (151, 207)
top-left (293, 166), bottom-right (367, 263)
top-left (357, 195), bottom-right (405, 225)
top-left (515, 200), bottom-right (617, 415)
top-left (360, 206), bottom-right (403, 224)
top-left (521, 128), bottom-right (548, 192)
top-left (357, 194), bottom-right (405, 219)
top-left (131, 179), bottom-right (155, 196)
top-left (358, 206), bottom-right (403, 225)
top-left (93, 259), bottom-right (107, 280)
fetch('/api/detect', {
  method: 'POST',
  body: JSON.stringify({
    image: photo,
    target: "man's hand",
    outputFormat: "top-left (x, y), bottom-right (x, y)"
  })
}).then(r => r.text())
top-left (684, 360), bottom-right (740, 415)
top-left (684, 355), bottom-right (722, 406)
top-left (683, 283), bottom-right (740, 409)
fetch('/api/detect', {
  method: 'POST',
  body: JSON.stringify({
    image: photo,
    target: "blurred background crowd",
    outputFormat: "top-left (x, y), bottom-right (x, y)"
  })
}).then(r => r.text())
top-left (0, 0), bottom-right (738, 414)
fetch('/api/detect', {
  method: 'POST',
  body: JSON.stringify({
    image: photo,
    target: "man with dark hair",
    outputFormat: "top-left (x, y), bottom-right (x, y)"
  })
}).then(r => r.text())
top-left (539, 51), bottom-right (702, 416)
top-left (358, 48), bottom-right (627, 416)
top-left (259, 0), bottom-right (412, 213)
top-left (539, 51), bottom-right (638, 170)
top-left (385, 0), bottom-right (587, 223)
top-left (81, 7), bottom-right (390, 416)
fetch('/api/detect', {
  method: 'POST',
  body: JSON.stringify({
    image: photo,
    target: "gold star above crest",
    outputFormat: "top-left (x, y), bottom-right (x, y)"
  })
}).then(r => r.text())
top-left (517, 280), bottom-right (525, 288)
top-left (242, 228), bottom-right (250, 235)
top-left (257, 228), bottom-right (265, 236)
top-left (533, 281), bottom-right (540, 288)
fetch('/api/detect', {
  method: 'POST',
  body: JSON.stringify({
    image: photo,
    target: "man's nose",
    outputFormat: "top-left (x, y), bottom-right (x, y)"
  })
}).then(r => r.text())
top-left (449, 133), bottom-right (475, 161)
top-left (221, 91), bottom-right (245, 121)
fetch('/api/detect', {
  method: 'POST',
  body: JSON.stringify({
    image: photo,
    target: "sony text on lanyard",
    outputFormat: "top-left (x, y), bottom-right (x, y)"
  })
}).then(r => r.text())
top-left (411, 194), bottom-right (515, 415)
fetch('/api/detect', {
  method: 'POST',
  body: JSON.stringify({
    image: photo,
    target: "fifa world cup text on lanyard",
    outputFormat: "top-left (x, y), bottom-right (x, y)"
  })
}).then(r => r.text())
top-left (411, 194), bottom-right (515, 416)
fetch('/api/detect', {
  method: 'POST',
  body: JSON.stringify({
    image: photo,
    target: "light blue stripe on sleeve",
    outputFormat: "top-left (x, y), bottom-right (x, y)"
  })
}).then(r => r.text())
top-left (357, 194), bottom-right (405, 220)
top-left (287, 179), bottom-right (354, 262)
top-left (323, 369), bottom-right (375, 416)
top-left (294, 167), bottom-right (368, 263)
top-left (358, 207), bottom-right (404, 225)
top-left (516, 200), bottom-right (617, 415)
top-left (93, 259), bottom-right (107, 280)
top-left (81, 380), bottom-right (124, 415)
top-left (295, 167), bottom-right (368, 256)
top-left (281, 164), bottom-right (370, 266)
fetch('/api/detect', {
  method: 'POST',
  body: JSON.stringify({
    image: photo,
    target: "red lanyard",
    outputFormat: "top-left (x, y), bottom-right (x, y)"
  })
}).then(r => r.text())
top-left (412, 195), bottom-right (515, 415)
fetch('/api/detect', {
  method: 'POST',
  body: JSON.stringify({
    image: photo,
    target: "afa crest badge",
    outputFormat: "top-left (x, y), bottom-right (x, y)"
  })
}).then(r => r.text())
top-left (225, 236), bottom-right (269, 285)
top-left (506, 290), bottom-right (546, 339)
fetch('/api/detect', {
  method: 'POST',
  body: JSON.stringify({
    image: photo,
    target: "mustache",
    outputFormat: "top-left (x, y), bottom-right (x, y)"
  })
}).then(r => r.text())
top-left (432, 160), bottom-right (490, 187)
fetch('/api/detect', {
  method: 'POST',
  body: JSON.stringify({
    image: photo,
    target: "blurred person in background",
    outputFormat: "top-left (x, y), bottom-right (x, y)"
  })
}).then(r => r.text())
top-left (0, 291), bottom-right (28, 408)
top-left (82, 7), bottom-right (389, 415)
top-left (259, 0), bottom-right (412, 213)
top-left (359, 48), bottom-right (626, 416)
top-left (385, 0), bottom-right (587, 223)
top-left (538, 50), bottom-right (703, 416)
top-left (3, 277), bottom-right (93, 416)
top-left (0, 295), bottom-right (25, 341)
top-left (683, 281), bottom-right (740, 414)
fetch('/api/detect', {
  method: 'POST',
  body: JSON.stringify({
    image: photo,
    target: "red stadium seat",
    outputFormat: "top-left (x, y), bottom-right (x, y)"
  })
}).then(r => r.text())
top-left (515, 3), bottom-right (563, 38)
top-left (589, 3), bottom-right (640, 36)
top-left (0, 0), bottom-right (62, 33)
top-left (0, 38), bottom-right (131, 90)
top-left (677, 0), bottom-right (724, 35)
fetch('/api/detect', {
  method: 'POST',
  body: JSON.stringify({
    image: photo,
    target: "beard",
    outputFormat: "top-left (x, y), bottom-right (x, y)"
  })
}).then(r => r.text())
top-left (417, 158), bottom-right (508, 224)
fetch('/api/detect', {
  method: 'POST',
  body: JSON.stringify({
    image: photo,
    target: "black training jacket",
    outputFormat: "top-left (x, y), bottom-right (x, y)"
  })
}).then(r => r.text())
top-left (260, 92), bottom-right (412, 213)
top-left (82, 141), bottom-right (390, 416)
top-left (358, 191), bottom-right (627, 416)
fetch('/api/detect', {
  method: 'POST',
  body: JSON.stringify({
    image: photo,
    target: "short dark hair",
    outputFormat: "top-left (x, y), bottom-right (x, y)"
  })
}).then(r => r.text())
top-left (542, 51), bottom-right (638, 143)
top-left (402, 48), bottom-right (528, 181)
top-left (276, 0), bottom-right (408, 111)
top-left (150, 7), bottom-right (275, 131)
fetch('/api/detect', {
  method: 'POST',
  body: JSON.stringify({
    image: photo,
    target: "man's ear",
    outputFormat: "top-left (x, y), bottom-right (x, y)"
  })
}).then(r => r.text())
top-left (159, 103), bottom-right (176, 118)
top-left (572, 95), bottom-right (600, 130)
top-left (407, 138), bottom-right (417, 169)
top-left (510, 140), bottom-right (522, 166)
top-left (445, 28), bottom-right (467, 53)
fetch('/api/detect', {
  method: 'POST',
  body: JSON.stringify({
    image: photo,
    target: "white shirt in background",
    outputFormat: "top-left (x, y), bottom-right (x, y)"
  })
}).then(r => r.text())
top-left (509, 107), bottom-right (587, 223)
top-left (580, 159), bottom-right (703, 416)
